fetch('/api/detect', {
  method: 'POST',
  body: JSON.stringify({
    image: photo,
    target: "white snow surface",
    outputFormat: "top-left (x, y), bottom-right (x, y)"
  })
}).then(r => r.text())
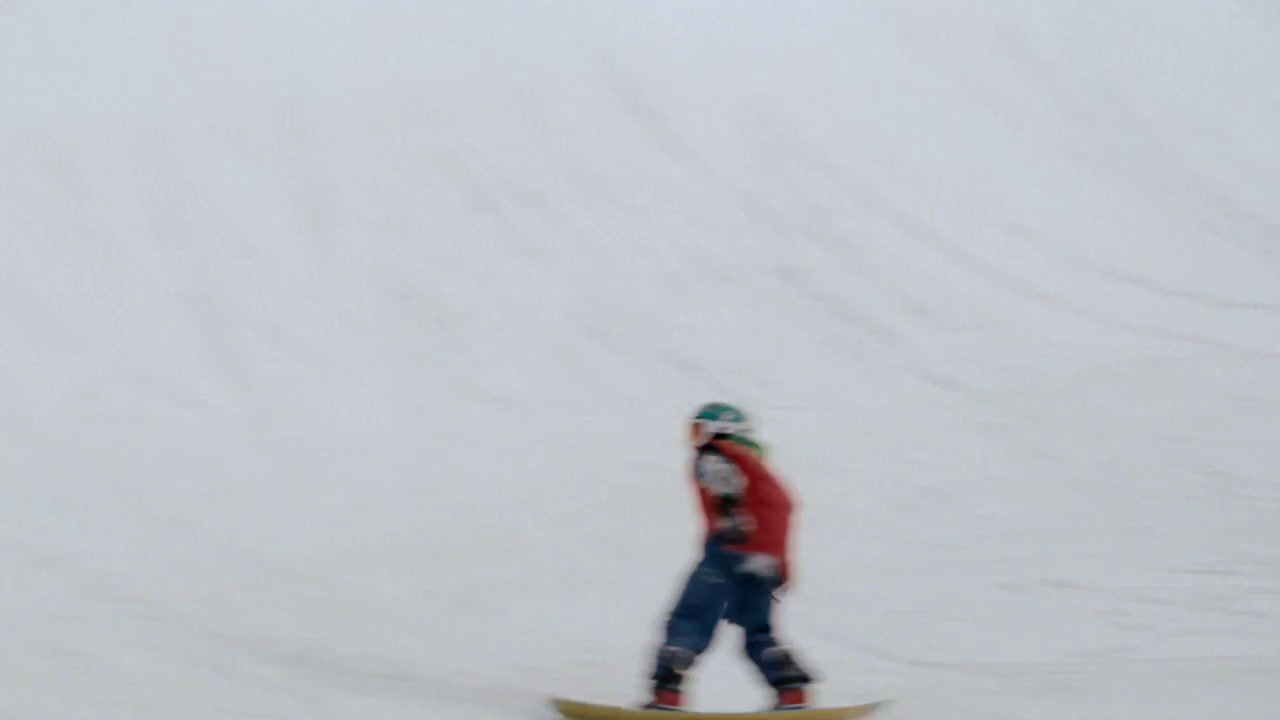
top-left (3, 2), bottom-right (1279, 718)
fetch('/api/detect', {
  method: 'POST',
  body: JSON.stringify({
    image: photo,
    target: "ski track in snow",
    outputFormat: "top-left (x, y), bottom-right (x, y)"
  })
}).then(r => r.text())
top-left (3, 1), bottom-right (1279, 718)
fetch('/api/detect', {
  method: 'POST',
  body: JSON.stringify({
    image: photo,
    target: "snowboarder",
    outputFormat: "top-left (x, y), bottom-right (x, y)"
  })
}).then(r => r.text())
top-left (645, 402), bottom-right (814, 711)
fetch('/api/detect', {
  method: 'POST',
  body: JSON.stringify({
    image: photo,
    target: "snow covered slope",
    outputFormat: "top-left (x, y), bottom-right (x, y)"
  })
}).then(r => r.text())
top-left (2, 2), bottom-right (1278, 718)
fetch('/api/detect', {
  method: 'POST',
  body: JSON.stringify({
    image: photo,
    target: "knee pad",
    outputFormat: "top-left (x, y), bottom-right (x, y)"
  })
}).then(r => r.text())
top-left (658, 645), bottom-right (695, 672)
top-left (762, 647), bottom-right (813, 686)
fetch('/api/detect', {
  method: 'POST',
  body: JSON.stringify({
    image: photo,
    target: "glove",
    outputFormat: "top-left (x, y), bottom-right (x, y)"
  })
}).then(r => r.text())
top-left (737, 552), bottom-right (781, 582)
top-left (713, 511), bottom-right (755, 544)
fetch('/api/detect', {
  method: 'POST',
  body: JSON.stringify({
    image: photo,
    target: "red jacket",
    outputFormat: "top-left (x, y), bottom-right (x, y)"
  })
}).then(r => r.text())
top-left (693, 439), bottom-right (796, 579)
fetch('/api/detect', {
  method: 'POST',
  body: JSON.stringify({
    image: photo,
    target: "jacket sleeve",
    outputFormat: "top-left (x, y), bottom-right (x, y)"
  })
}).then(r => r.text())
top-left (695, 451), bottom-right (752, 542)
top-left (695, 451), bottom-right (746, 502)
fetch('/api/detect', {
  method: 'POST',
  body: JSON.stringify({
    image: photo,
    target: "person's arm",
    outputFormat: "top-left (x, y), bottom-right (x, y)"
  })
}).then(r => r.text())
top-left (695, 452), bottom-right (753, 543)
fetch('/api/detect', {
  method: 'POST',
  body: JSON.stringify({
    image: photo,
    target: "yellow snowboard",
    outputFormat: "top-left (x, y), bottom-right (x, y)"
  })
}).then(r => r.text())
top-left (550, 697), bottom-right (887, 720)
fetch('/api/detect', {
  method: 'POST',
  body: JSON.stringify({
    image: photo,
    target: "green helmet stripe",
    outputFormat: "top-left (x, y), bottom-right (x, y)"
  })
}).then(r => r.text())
top-left (722, 434), bottom-right (766, 458)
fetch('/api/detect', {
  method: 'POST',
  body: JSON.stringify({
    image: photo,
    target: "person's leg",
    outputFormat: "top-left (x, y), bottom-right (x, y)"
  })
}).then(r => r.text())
top-left (648, 548), bottom-right (732, 707)
top-left (726, 571), bottom-right (813, 707)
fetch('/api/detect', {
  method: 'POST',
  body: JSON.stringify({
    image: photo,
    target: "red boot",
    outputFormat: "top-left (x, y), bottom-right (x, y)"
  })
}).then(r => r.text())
top-left (644, 688), bottom-right (683, 711)
top-left (774, 686), bottom-right (808, 710)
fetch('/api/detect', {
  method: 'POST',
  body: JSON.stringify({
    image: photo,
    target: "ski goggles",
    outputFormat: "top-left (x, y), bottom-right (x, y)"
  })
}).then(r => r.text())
top-left (689, 417), bottom-right (752, 446)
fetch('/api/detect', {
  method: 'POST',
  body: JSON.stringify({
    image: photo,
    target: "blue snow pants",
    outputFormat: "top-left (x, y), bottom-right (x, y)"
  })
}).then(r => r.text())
top-left (654, 540), bottom-right (789, 686)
